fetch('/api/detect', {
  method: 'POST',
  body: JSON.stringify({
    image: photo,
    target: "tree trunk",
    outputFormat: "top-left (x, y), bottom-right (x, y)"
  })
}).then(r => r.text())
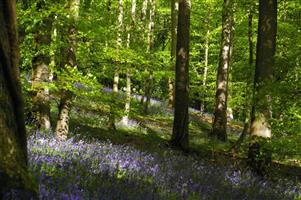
top-left (122, 0), bottom-right (136, 125)
top-left (0, 0), bottom-right (36, 196)
top-left (250, 0), bottom-right (277, 138)
top-left (248, 0), bottom-right (277, 175)
top-left (113, 0), bottom-right (124, 93)
top-left (109, 0), bottom-right (124, 130)
top-left (171, 0), bottom-right (191, 150)
top-left (143, 0), bottom-right (156, 114)
top-left (143, 71), bottom-right (154, 114)
top-left (55, 91), bottom-right (72, 140)
top-left (32, 56), bottom-right (51, 130)
top-left (55, 0), bottom-right (79, 139)
top-left (168, 0), bottom-right (178, 108)
top-left (240, 8), bottom-right (254, 140)
top-left (210, 0), bottom-right (233, 141)
top-left (31, 3), bottom-right (52, 131)
top-left (201, 28), bottom-right (210, 114)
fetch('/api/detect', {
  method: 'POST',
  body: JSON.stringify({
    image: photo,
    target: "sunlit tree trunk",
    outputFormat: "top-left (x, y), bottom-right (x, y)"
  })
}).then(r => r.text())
top-left (108, 0), bottom-right (124, 130)
top-left (0, 0), bottom-right (36, 196)
top-left (201, 27), bottom-right (210, 114)
top-left (122, 0), bottom-right (136, 125)
top-left (55, 91), bottom-right (72, 140)
top-left (168, 0), bottom-right (178, 108)
top-left (250, 0), bottom-right (277, 139)
top-left (171, 0), bottom-right (191, 150)
top-left (143, 0), bottom-right (156, 114)
top-left (141, 0), bottom-right (148, 22)
top-left (113, 0), bottom-right (124, 93)
top-left (31, 2), bottom-right (52, 131)
top-left (55, 0), bottom-right (80, 139)
top-left (210, 0), bottom-right (233, 141)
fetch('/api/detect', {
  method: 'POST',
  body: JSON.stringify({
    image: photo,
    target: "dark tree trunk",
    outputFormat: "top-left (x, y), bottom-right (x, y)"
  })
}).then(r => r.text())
top-left (0, 0), bottom-right (36, 196)
top-left (171, 0), bottom-right (191, 150)
top-left (210, 0), bottom-right (233, 141)
top-left (250, 0), bottom-right (277, 138)
top-left (248, 0), bottom-right (277, 174)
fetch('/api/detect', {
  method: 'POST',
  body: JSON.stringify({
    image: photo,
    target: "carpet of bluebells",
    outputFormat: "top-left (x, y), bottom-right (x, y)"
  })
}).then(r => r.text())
top-left (21, 132), bottom-right (301, 200)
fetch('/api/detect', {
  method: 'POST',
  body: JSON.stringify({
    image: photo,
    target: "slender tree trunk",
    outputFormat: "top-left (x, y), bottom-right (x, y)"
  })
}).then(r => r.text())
top-left (143, 0), bottom-right (156, 114)
top-left (242, 9), bottom-right (254, 137)
top-left (201, 28), bottom-right (210, 114)
top-left (171, 0), bottom-right (191, 150)
top-left (113, 0), bottom-right (124, 93)
top-left (250, 0), bottom-right (277, 138)
top-left (109, 0), bottom-right (124, 130)
top-left (122, 0), bottom-right (136, 125)
top-left (231, 9), bottom-right (254, 152)
top-left (55, 0), bottom-right (80, 139)
top-left (141, 0), bottom-right (148, 22)
top-left (143, 71), bottom-right (154, 114)
top-left (168, 0), bottom-right (178, 108)
top-left (0, 0), bottom-right (36, 196)
top-left (210, 0), bottom-right (233, 141)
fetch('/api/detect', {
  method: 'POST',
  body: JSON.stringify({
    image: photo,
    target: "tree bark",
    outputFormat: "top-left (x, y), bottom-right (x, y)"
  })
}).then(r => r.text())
top-left (248, 0), bottom-right (277, 175)
top-left (143, 0), bottom-right (156, 114)
top-left (122, 0), bottom-right (136, 125)
top-left (250, 0), bottom-right (277, 138)
top-left (55, 0), bottom-right (80, 139)
top-left (168, 0), bottom-right (178, 108)
top-left (171, 0), bottom-right (191, 150)
top-left (201, 28), bottom-right (210, 114)
top-left (210, 0), bottom-right (233, 141)
top-left (0, 0), bottom-right (36, 196)
top-left (55, 91), bottom-right (72, 140)
top-left (31, 3), bottom-right (52, 131)
top-left (108, 0), bottom-right (124, 130)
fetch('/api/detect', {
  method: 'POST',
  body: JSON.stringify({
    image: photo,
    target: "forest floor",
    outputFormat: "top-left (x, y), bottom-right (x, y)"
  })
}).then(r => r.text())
top-left (26, 94), bottom-right (301, 199)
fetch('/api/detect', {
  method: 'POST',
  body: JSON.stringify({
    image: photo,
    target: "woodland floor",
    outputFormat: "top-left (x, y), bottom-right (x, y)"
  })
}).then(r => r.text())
top-left (25, 94), bottom-right (301, 199)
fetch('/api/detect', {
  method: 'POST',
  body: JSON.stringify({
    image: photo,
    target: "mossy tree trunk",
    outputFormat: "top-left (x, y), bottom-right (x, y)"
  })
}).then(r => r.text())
top-left (0, 0), bottom-right (36, 197)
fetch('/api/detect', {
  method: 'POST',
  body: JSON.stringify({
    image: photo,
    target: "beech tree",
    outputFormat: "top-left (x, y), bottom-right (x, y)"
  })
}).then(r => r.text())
top-left (0, 0), bottom-right (35, 196)
top-left (168, 0), bottom-right (178, 108)
top-left (250, 0), bottom-right (277, 139)
top-left (171, 0), bottom-right (191, 150)
top-left (210, 0), bottom-right (233, 141)
top-left (55, 0), bottom-right (80, 139)
top-left (31, 1), bottom-right (52, 131)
